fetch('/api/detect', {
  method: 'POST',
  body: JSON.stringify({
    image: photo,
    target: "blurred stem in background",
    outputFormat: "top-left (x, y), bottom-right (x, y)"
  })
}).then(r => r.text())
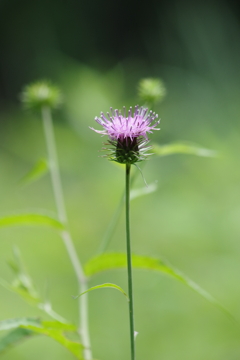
top-left (41, 106), bottom-right (92, 360)
top-left (97, 165), bottom-right (146, 254)
top-left (97, 167), bottom-right (138, 254)
top-left (125, 163), bottom-right (135, 360)
top-left (97, 193), bottom-right (124, 254)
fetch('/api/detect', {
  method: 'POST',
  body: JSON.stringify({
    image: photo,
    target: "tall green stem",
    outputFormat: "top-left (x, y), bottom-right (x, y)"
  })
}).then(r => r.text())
top-left (41, 106), bottom-right (92, 360)
top-left (125, 163), bottom-right (135, 360)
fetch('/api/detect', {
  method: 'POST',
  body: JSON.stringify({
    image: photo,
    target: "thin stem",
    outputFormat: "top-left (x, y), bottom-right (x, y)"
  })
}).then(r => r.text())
top-left (41, 106), bottom-right (92, 360)
top-left (125, 163), bottom-right (135, 360)
top-left (39, 302), bottom-right (68, 324)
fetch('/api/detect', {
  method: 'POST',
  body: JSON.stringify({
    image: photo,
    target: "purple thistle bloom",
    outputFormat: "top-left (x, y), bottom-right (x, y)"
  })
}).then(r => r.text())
top-left (90, 105), bottom-right (160, 164)
top-left (90, 105), bottom-right (160, 141)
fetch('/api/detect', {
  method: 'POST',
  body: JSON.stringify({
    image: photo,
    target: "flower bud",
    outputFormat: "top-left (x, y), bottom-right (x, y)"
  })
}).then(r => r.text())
top-left (20, 81), bottom-right (62, 110)
top-left (138, 78), bottom-right (166, 105)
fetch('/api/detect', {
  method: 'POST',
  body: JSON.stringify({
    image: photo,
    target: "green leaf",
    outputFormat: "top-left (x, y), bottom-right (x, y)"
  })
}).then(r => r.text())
top-left (0, 318), bottom-right (83, 359)
top-left (23, 321), bottom-right (83, 358)
top-left (73, 283), bottom-right (129, 301)
top-left (0, 213), bottom-right (64, 230)
top-left (0, 328), bottom-right (34, 353)
top-left (19, 158), bottom-right (48, 186)
top-left (84, 253), bottom-right (234, 319)
top-left (153, 142), bottom-right (217, 157)
top-left (0, 318), bottom-right (40, 331)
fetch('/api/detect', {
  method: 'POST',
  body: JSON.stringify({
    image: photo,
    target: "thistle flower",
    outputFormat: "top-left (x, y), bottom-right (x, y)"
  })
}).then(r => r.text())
top-left (90, 105), bottom-right (160, 164)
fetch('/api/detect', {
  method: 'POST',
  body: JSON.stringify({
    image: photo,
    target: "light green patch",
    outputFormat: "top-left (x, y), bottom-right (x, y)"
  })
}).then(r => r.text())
top-left (153, 142), bottom-right (217, 157)
top-left (19, 158), bottom-right (48, 186)
top-left (0, 213), bottom-right (64, 230)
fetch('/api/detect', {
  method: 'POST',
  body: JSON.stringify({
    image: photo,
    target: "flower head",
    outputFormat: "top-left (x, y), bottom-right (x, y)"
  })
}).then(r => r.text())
top-left (90, 105), bottom-right (160, 164)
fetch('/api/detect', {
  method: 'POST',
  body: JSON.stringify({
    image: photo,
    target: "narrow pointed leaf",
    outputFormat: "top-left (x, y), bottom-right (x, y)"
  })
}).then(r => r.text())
top-left (20, 158), bottom-right (48, 186)
top-left (0, 318), bottom-right (83, 359)
top-left (153, 142), bottom-right (217, 157)
top-left (84, 253), bottom-right (234, 319)
top-left (73, 283), bottom-right (129, 301)
top-left (0, 213), bottom-right (64, 230)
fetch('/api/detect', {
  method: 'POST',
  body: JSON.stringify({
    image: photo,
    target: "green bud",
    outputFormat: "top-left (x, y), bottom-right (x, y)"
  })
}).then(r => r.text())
top-left (138, 78), bottom-right (166, 105)
top-left (20, 81), bottom-right (62, 110)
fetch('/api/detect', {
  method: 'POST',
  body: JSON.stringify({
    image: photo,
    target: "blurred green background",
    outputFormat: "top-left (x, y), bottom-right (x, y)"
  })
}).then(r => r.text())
top-left (1, 0), bottom-right (240, 359)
